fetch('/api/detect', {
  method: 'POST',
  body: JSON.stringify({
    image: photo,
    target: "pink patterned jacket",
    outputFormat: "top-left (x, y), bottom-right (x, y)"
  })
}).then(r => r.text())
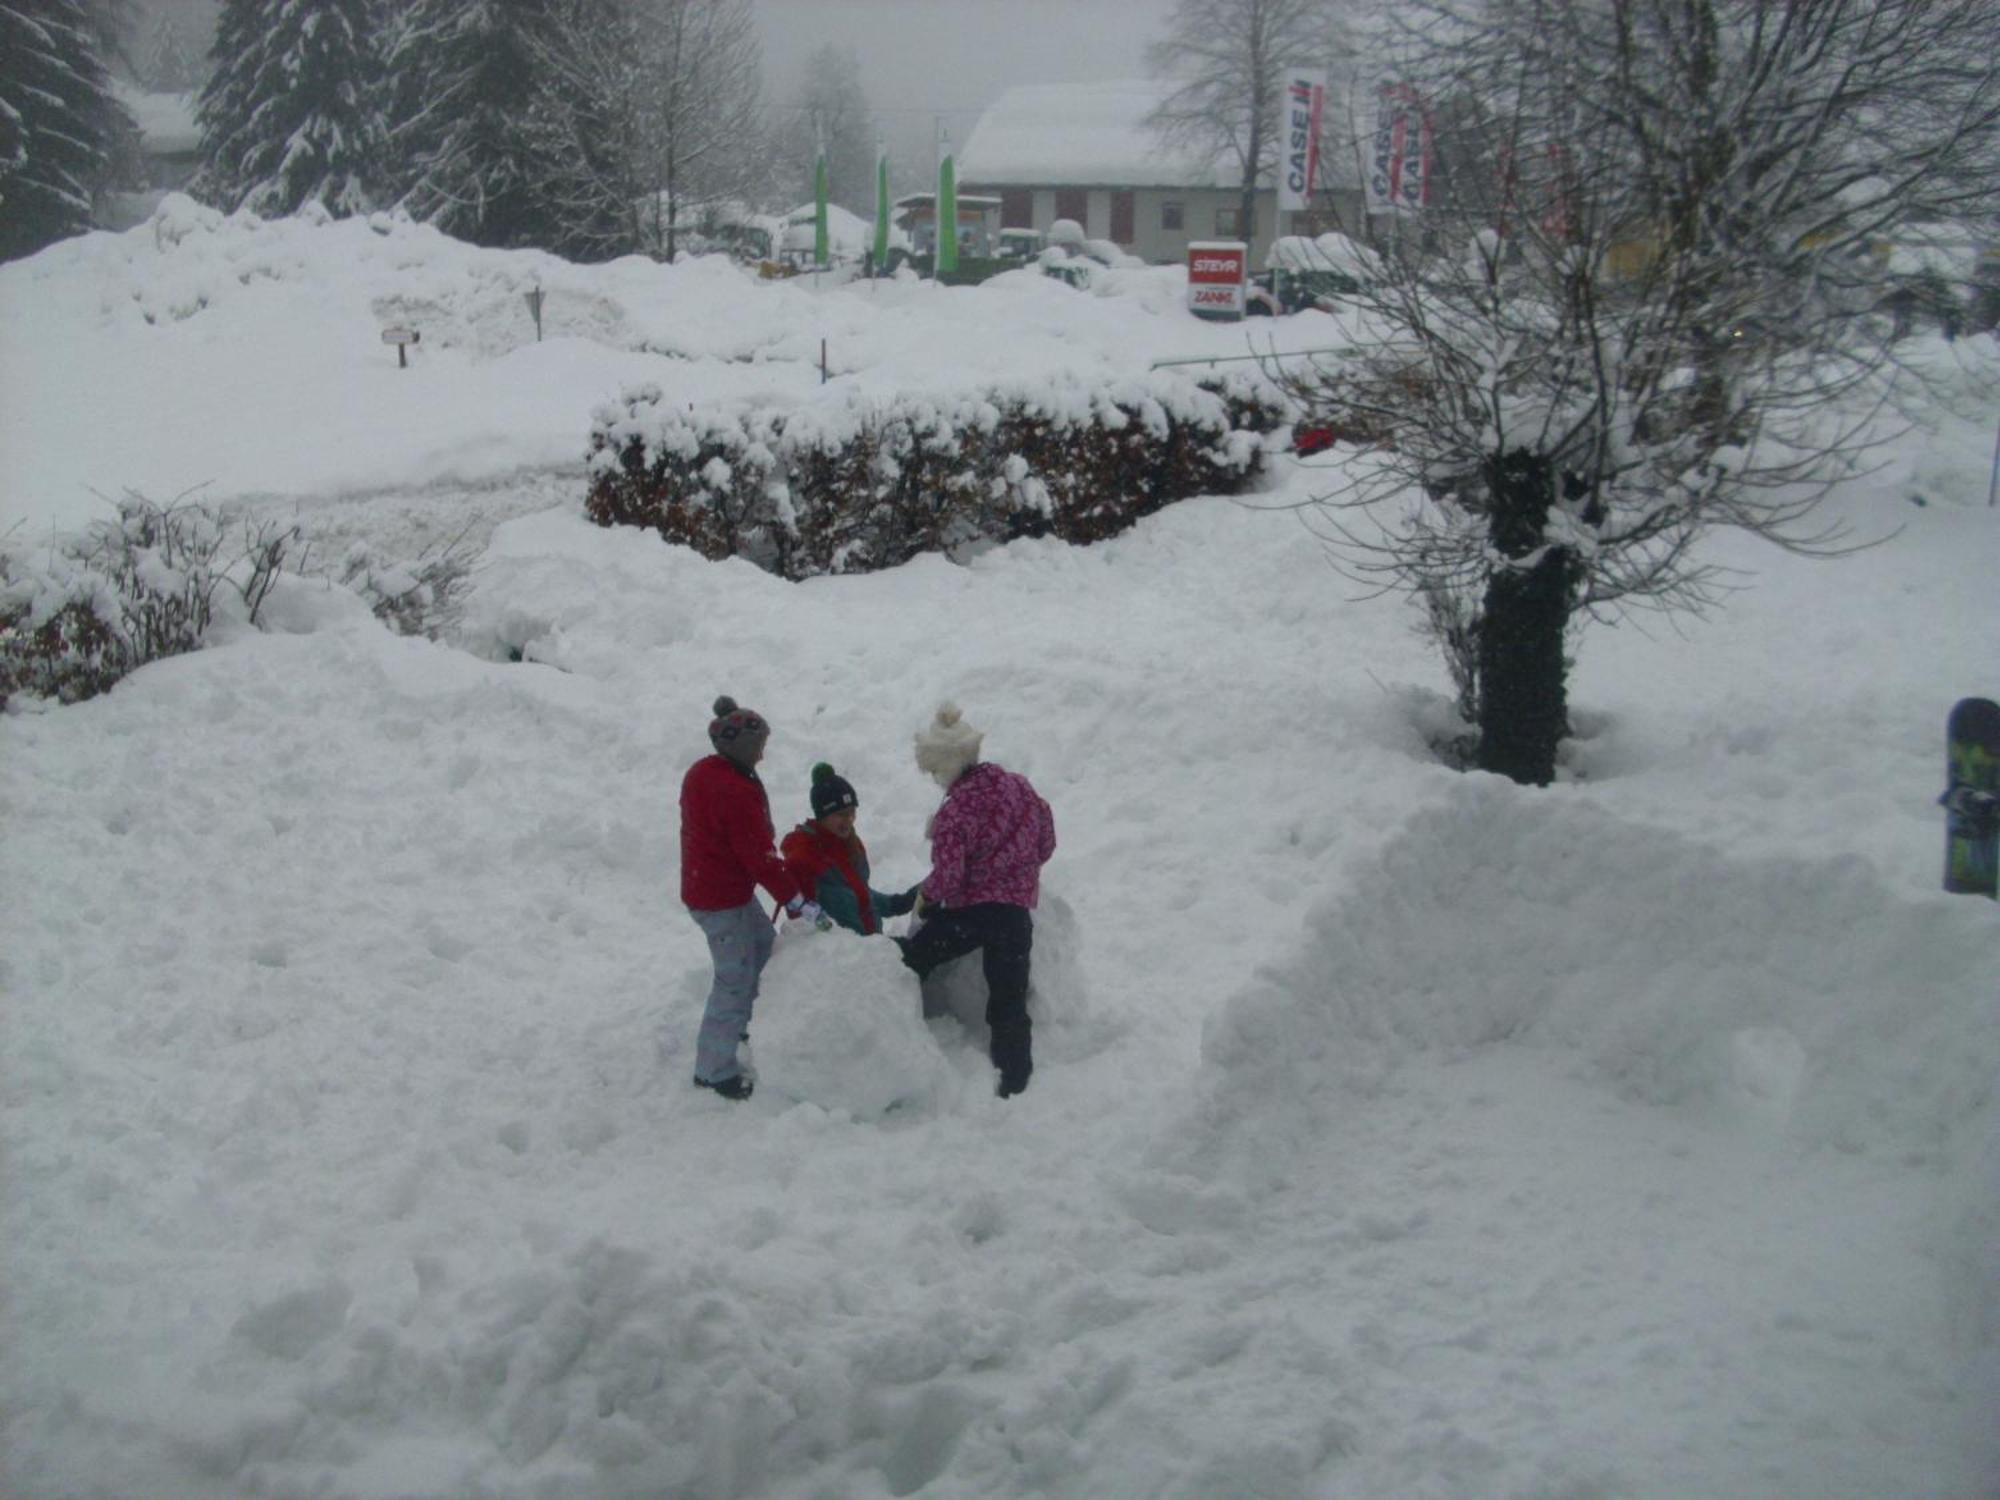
top-left (922, 763), bottom-right (1056, 911)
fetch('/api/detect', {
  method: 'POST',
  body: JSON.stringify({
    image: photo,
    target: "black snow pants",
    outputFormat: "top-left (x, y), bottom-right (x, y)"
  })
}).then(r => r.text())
top-left (897, 903), bottom-right (1034, 1095)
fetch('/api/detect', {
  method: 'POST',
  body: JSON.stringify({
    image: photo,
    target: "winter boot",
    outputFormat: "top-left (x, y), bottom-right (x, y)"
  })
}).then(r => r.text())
top-left (694, 1073), bottom-right (754, 1101)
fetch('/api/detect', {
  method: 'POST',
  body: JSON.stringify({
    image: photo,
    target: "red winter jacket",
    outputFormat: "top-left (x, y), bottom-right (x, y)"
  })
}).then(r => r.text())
top-left (679, 754), bottom-right (801, 911)
top-left (781, 822), bottom-right (880, 934)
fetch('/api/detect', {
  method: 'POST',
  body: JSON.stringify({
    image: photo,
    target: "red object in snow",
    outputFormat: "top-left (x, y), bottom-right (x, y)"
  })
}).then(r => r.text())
top-left (1293, 424), bottom-right (1336, 456)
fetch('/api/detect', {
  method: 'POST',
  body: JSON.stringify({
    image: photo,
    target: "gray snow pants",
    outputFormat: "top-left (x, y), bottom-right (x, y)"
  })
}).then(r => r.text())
top-left (689, 899), bottom-right (774, 1084)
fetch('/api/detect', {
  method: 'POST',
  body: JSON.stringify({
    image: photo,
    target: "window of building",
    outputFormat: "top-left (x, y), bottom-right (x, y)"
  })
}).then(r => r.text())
top-left (1215, 205), bottom-right (1250, 238)
top-left (1161, 200), bottom-right (1184, 231)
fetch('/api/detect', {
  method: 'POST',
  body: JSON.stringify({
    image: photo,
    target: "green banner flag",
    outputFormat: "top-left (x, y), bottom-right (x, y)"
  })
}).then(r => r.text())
top-left (873, 145), bottom-right (890, 267)
top-left (937, 135), bottom-right (958, 276)
top-left (814, 147), bottom-right (830, 268)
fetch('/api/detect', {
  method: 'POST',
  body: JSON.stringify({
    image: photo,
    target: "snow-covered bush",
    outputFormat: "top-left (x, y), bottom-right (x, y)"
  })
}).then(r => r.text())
top-left (337, 529), bottom-right (483, 640)
top-left (0, 495), bottom-right (298, 708)
top-left (584, 371), bottom-right (1283, 577)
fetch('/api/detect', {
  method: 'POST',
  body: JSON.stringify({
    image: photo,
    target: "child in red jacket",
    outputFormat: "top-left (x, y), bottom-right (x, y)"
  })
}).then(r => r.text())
top-left (680, 695), bottom-right (819, 1100)
top-left (780, 763), bottom-right (919, 936)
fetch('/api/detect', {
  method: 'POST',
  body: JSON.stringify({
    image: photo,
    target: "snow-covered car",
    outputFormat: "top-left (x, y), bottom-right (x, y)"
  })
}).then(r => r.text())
top-left (1039, 220), bottom-right (1148, 288)
top-left (997, 227), bottom-right (1044, 260)
top-left (1248, 232), bottom-right (1382, 316)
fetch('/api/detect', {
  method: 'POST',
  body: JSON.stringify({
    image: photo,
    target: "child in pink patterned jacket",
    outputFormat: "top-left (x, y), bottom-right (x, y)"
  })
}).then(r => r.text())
top-left (896, 702), bottom-right (1057, 1098)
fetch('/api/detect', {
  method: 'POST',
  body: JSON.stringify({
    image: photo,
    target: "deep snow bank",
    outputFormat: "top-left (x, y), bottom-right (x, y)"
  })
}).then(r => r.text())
top-left (1205, 780), bottom-right (1997, 1162)
top-left (1193, 781), bottom-right (1999, 1495)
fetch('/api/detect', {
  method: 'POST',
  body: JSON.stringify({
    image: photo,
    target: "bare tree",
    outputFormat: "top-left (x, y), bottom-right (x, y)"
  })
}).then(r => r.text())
top-left (511, 0), bottom-right (761, 261)
top-left (514, 0), bottom-right (648, 259)
top-left (633, 0), bottom-right (763, 260)
top-left (776, 43), bottom-right (873, 213)
top-left (1283, 0), bottom-right (2000, 785)
top-left (1146, 0), bottom-right (1349, 243)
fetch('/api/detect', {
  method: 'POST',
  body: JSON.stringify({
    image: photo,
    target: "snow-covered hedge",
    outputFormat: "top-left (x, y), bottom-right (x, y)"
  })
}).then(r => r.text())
top-left (0, 497), bottom-right (299, 708)
top-left (584, 371), bottom-right (1284, 576)
top-left (0, 497), bottom-right (478, 708)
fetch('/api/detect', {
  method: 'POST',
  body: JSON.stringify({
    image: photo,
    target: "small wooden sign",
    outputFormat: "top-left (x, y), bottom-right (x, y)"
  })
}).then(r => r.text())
top-left (380, 326), bottom-right (420, 367)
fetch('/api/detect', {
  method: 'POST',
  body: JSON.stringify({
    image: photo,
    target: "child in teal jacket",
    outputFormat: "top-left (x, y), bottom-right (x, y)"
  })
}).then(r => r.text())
top-left (780, 764), bottom-right (918, 935)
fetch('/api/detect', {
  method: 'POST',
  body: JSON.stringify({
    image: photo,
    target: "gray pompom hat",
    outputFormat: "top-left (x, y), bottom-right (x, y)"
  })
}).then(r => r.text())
top-left (708, 695), bottom-right (769, 766)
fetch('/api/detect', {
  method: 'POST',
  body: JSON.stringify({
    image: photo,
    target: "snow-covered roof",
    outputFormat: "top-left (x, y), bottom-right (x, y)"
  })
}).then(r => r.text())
top-left (959, 81), bottom-right (1235, 190)
top-left (112, 80), bottom-right (200, 156)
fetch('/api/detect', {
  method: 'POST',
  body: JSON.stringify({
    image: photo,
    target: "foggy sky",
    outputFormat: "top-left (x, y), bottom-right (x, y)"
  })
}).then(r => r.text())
top-left (756, 0), bottom-right (1176, 134)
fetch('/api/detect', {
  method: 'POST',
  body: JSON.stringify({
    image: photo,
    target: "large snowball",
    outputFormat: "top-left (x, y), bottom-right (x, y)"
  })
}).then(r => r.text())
top-left (750, 924), bottom-right (956, 1116)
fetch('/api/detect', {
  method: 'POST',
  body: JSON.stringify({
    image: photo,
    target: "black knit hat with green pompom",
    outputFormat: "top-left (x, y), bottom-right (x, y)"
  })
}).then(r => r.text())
top-left (810, 762), bottom-right (859, 818)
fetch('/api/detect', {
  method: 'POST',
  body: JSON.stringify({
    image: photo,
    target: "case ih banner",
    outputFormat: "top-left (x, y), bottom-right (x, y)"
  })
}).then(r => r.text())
top-left (1366, 82), bottom-right (1433, 215)
top-left (1187, 240), bottom-right (1248, 320)
top-left (1278, 70), bottom-right (1327, 213)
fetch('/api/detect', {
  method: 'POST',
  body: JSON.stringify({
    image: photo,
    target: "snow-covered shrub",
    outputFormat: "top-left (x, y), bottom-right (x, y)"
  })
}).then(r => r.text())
top-left (584, 385), bottom-right (786, 564)
top-left (584, 371), bottom-right (1283, 578)
top-left (337, 529), bottom-right (482, 640)
top-left (0, 590), bottom-right (127, 707)
top-left (0, 495), bottom-right (296, 708)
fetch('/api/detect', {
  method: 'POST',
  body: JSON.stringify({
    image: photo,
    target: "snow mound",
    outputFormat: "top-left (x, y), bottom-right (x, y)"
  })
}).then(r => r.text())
top-left (457, 506), bottom-right (784, 669)
top-left (750, 926), bottom-right (956, 1115)
top-left (1204, 780), bottom-right (1998, 1161)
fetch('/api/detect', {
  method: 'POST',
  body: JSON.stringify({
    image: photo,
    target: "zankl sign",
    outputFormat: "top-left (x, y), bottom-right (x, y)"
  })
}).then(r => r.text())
top-left (1187, 240), bottom-right (1247, 321)
top-left (1279, 71), bottom-right (1327, 213)
top-left (1367, 82), bottom-right (1433, 215)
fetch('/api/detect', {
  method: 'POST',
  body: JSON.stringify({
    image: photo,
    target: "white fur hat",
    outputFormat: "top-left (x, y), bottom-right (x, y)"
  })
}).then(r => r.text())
top-left (914, 702), bottom-right (983, 786)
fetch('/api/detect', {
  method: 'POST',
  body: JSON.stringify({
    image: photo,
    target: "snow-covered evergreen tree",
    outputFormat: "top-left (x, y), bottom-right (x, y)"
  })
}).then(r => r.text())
top-left (0, 0), bottom-right (131, 261)
top-left (142, 12), bottom-right (203, 93)
top-left (194, 0), bottom-right (386, 218)
top-left (386, 0), bottom-right (556, 246)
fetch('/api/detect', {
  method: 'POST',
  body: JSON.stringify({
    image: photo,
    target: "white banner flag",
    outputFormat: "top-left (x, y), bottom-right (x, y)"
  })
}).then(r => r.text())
top-left (1366, 82), bottom-right (1433, 215)
top-left (1278, 70), bottom-right (1328, 213)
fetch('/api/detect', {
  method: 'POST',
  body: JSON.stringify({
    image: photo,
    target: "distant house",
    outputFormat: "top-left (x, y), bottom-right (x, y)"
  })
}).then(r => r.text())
top-left (959, 80), bottom-right (1363, 269)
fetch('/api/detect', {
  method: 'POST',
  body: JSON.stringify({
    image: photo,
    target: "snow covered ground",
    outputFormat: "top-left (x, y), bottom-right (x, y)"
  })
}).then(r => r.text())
top-left (3, 202), bottom-right (1997, 1500)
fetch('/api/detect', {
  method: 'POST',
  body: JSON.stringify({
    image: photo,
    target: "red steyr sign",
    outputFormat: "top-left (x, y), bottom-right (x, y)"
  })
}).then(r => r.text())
top-left (1187, 240), bottom-right (1247, 321)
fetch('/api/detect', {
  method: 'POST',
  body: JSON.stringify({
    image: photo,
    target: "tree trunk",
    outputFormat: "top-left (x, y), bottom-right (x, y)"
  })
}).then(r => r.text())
top-left (1240, 99), bottom-right (1262, 247)
top-left (1476, 450), bottom-right (1572, 786)
top-left (1232, 62), bottom-right (1264, 247)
